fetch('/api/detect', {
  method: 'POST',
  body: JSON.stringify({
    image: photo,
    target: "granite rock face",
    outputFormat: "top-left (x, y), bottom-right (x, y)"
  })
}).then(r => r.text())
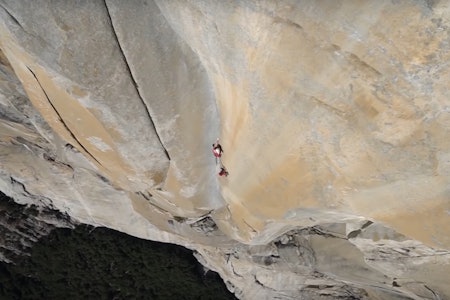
top-left (0, 0), bottom-right (449, 299)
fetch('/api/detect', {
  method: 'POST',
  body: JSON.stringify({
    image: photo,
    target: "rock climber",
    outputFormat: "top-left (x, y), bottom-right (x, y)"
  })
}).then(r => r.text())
top-left (212, 139), bottom-right (223, 158)
top-left (219, 166), bottom-right (229, 177)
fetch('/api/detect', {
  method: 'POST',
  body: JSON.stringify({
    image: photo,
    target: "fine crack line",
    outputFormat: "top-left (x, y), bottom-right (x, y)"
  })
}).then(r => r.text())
top-left (310, 226), bottom-right (347, 240)
top-left (424, 285), bottom-right (442, 300)
top-left (229, 261), bottom-right (243, 278)
top-left (310, 96), bottom-right (347, 119)
top-left (26, 66), bottom-right (102, 167)
top-left (0, 4), bottom-right (22, 30)
top-left (103, 0), bottom-right (170, 161)
top-left (184, 210), bottom-right (214, 225)
top-left (243, 220), bottom-right (258, 233)
top-left (10, 176), bottom-right (32, 196)
top-left (136, 191), bottom-right (171, 215)
top-left (272, 15), bottom-right (303, 30)
top-left (0, 4), bottom-right (50, 46)
top-left (253, 275), bottom-right (278, 292)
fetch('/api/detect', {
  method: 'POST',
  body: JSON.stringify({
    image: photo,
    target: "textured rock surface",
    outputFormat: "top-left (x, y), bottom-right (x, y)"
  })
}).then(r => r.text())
top-left (0, 0), bottom-right (449, 299)
top-left (0, 191), bottom-right (74, 263)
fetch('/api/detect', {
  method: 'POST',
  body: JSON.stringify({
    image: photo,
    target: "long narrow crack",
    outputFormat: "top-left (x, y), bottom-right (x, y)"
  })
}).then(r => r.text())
top-left (229, 261), bottom-right (243, 278)
top-left (136, 191), bottom-right (172, 215)
top-left (253, 275), bottom-right (278, 292)
top-left (26, 67), bottom-right (103, 167)
top-left (0, 4), bottom-right (22, 30)
top-left (0, 4), bottom-right (49, 45)
top-left (103, 0), bottom-right (170, 161)
top-left (424, 285), bottom-right (442, 300)
top-left (243, 220), bottom-right (258, 233)
top-left (10, 176), bottom-right (34, 197)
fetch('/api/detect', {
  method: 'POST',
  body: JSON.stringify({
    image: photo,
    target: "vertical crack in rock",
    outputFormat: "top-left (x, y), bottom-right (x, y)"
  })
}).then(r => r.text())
top-left (9, 176), bottom-right (55, 208)
top-left (0, 3), bottom-right (23, 30)
top-left (309, 95), bottom-right (347, 120)
top-left (309, 226), bottom-right (347, 239)
top-left (425, 285), bottom-right (442, 300)
top-left (0, 4), bottom-right (47, 44)
top-left (10, 176), bottom-right (33, 197)
top-left (103, 0), bottom-right (170, 161)
top-left (153, 1), bottom-right (222, 134)
top-left (135, 191), bottom-right (172, 215)
top-left (229, 261), bottom-right (243, 278)
top-left (253, 275), bottom-right (278, 292)
top-left (272, 15), bottom-right (304, 30)
top-left (243, 220), bottom-right (258, 233)
top-left (25, 66), bottom-right (103, 167)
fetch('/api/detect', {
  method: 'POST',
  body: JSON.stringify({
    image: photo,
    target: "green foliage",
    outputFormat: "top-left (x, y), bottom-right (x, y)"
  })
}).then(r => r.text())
top-left (0, 226), bottom-right (236, 300)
